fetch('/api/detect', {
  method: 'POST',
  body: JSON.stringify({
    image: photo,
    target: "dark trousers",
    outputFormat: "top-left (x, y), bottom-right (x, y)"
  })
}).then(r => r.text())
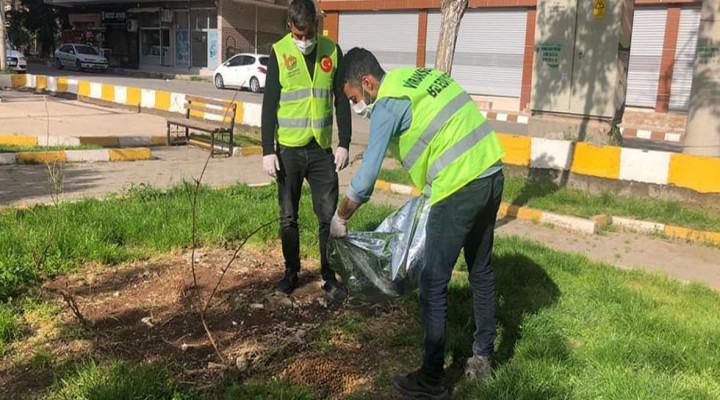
top-left (277, 140), bottom-right (339, 281)
top-left (420, 171), bottom-right (504, 377)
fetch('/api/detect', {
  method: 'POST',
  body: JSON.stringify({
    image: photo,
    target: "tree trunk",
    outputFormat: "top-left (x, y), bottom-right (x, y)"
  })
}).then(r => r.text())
top-left (0, 0), bottom-right (7, 72)
top-left (434, 0), bottom-right (468, 75)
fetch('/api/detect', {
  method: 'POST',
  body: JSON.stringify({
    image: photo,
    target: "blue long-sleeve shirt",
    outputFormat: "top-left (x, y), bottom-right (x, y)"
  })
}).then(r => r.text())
top-left (347, 83), bottom-right (502, 205)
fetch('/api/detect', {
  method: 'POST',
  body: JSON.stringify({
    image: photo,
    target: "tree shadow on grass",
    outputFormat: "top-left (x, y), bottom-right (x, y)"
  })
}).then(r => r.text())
top-left (444, 253), bottom-right (562, 392)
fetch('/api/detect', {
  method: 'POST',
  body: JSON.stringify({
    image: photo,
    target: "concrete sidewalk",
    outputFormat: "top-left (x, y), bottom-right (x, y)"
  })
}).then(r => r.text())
top-left (0, 90), bottom-right (167, 138)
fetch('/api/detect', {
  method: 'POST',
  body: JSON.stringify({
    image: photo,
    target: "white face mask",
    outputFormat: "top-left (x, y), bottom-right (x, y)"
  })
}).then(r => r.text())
top-left (293, 37), bottom-right (316, 55)
top-left (351, 86), bottom-right (374, 119)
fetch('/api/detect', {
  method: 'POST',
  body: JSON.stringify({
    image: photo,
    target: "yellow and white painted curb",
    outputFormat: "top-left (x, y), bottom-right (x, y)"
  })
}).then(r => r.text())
top-left (374, 179), bottom-right (600, 234)
top-left (0, 74), bottom-right (256, 128)
top-left (498, 203), bottom-right (599, 234)
top-left (0, 135), bottom-right (167, 147)
top-left (0, 148), bottom-right (152, 165)
top-left (186, 139), bottom-right (262, 156)
top-left (373, 179), bottom-right (720, 245)
top-left (611, 216), bottom-right (720, 246)
top-left (497, 135), bottom-right (720, 194)
top-left (234, 146), bottom-right (263, 156)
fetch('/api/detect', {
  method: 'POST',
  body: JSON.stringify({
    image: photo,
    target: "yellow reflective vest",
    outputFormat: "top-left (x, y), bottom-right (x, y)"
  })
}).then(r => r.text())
top-left (273, 33), bottom-right (337, 149)
top-left (377, 68), bottom-right (505, 204)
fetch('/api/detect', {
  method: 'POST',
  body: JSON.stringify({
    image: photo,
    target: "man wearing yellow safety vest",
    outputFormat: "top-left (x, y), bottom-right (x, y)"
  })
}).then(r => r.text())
top-left (261, 0), bottom-right (351, 300)
top-left (330, 48), bottom-right (505, 399)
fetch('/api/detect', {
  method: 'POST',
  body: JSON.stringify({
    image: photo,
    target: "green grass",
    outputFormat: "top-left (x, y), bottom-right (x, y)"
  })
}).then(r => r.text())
top-left (0, 304), bottom-right (23, 352)
top-left (43, 360), bottom-right (193, 400)
top-left (377, 168), bottom-right (413, 186)
top-left (0, 183), bottom-right (394, 299)
top-left (3, 180), bottom-right (720, 398)
top-left (234, 134), bottom-right (262, 147)
top-left (0, 144), bottom-right (103, 153)
top-left (223, 380), bottom-right (315, 400)
top-left (312, 235), bottom-right (720, 399)
top-left (377, 168), bottom-right (720, 233)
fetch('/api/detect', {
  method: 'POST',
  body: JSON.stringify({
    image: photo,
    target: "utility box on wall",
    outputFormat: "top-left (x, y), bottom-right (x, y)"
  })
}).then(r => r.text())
top-left (683, 0), bottom-right (720, 157)
top-left (529, 0), bottom-right (634, 143)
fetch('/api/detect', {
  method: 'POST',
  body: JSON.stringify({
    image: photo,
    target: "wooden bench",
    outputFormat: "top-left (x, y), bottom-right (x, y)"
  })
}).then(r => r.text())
top-left (166, 95), bottom-right (237, 157)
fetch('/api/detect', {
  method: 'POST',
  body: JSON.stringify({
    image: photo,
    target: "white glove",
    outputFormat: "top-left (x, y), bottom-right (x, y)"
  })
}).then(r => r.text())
top-left (262, 154), bottom-right (280, 178)
top-left (330, 211), bottom-right (348, 238)
top-left (334, 147), bottom-right (349, 172)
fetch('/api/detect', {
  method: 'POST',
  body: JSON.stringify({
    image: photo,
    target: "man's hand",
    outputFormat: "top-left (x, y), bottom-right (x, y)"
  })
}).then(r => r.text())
top-left (262, 154), bottom-right (280, 178)
top-left (330, 211), bottom-right (348, 238)
top-left (334, 147), bottom-right (349, 172)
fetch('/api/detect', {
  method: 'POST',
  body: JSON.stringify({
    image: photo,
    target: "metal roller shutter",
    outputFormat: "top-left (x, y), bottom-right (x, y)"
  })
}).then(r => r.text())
top-left (425, 9), bottom-right (526, 97)
top-left (669, 6), bottom-right (702, 111)
top-left (625, 7), bottom-right (667, 108)
top-left (338, 11), bottom-right (418, 71)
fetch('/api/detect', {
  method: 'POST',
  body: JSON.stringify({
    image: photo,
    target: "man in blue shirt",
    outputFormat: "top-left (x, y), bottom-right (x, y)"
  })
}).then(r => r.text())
top-left (330, 48), bottom-right (504, 399)
top-left (342, 74), bottom-right (502, 207)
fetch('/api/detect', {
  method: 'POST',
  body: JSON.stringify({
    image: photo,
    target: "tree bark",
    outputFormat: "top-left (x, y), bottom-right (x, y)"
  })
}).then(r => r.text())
top-left (434, 0), bottom-right (468, 75)
top-left (0, 0), bottom-right (7, 72)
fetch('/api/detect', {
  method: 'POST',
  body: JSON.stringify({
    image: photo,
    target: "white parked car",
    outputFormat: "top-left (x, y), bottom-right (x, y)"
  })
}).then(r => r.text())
top-left (5, 41), bottom-right (27, 73)
top-left (54, 44), bottom-right (109, 72)
top-left (214, 53), bottom-right (267, 93)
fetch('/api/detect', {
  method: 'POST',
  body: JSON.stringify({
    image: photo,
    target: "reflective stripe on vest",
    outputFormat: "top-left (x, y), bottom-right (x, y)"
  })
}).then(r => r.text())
top-left (278, 116), bottom-right (333, 129)
top-left (401, 91), bottom-right (473, 170)
top-left (377, 68), bottom-right (505, 204)
top-left (280, 88), bottom-right (334, 102)
top-left (423, 121), bottom-right (495, 194)
top-left (274, 34), bottom-right (336, 149)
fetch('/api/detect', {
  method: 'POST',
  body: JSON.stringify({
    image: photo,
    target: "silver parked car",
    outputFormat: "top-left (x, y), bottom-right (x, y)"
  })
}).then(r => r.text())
top-left (5, 40), bottom-right (27, 73)
top-left (54, 44), bottom-right (109, 72)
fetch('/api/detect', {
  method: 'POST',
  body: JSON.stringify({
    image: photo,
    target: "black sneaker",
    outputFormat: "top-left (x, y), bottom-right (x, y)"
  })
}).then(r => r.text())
top-left (393, 369), bottom-right (449, 400)
top-left (275, 271), bottom-right (299, 295)
top-left (322, 279), bottom-right (348, 302)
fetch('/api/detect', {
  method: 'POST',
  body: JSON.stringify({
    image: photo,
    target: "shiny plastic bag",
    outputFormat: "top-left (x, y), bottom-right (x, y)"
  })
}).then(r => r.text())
top-left (328, 195), bottom-right (430, 304)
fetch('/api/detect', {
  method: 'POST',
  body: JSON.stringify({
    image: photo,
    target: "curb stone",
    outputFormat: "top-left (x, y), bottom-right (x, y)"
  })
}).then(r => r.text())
top-left (374, 180), bottom-right (720, 245)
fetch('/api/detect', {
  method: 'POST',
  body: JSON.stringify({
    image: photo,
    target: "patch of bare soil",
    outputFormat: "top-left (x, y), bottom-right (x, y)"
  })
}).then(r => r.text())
top-left (1, 246), bottom-right (400, 399)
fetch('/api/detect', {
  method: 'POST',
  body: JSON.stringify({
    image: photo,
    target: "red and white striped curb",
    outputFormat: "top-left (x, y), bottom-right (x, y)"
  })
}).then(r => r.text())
top-left (619, 127), bottom-right (685, 143)
top-left (477, 109), bottom-right (684, 144)
top-left (480, 110), bottom-right (529, 124)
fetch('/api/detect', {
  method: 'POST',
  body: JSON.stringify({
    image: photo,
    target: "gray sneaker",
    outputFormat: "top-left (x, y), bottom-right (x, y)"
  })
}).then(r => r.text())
top-left (465, 354), bottom-right (492, 382)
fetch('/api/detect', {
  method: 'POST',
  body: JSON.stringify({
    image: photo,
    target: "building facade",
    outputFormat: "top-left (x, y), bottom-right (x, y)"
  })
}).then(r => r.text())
top-left (318, 0), bottom-right (703, 113)
top-left (45, 0), bottom-right (289, 71)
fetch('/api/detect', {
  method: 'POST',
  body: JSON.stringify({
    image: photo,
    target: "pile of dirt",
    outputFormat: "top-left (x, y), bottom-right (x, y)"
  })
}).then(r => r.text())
top-left (1, 246), bottom-right (363, 398)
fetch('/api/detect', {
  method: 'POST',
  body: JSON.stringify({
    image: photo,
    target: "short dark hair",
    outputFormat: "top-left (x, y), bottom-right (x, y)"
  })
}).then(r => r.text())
top-left (287, 0), bottom-right (317, 30)
top-left (340, 48), bottom-right (386, 88)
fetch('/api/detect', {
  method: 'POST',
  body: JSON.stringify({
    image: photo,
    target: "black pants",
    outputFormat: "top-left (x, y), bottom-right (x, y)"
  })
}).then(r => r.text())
top-left (277, 140), bottom-right (339, 281)
top-left (420, 171), bottom-right (504, 377)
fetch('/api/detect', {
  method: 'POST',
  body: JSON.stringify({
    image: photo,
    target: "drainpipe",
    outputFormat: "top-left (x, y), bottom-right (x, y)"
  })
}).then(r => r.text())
top-left (188, 4), bottom-right (192, 68)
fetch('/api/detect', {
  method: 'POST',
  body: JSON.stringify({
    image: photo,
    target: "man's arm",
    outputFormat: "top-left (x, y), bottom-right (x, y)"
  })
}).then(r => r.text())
top-left (261, 49), bottom-right (281, 155)
top-left (341, 98), bottom-right (412, 219)
top-left (333, 45), bottom-right (352, 149)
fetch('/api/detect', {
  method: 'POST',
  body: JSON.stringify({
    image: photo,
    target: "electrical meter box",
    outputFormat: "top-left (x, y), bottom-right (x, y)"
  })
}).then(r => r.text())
top-left (530, 0), bottom-right (634, 119)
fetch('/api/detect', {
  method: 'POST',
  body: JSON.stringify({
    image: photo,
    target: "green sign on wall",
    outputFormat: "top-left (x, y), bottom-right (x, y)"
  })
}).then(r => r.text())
top-left (537, 44), bottom-right (562, 69)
